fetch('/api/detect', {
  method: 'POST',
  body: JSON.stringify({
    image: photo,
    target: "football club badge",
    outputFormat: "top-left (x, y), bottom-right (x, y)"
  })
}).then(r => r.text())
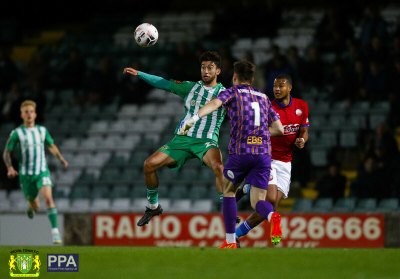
top-left (9, 249), bottom-right (40, 277)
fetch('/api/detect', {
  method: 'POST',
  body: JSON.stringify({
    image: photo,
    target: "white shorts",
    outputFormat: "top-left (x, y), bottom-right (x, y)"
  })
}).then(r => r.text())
top-left (268, 160), bottom-right (291, 199)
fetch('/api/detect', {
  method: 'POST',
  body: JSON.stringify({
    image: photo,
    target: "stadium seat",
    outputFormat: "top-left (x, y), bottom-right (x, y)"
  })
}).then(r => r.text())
top-left (332, 198), bottom-right (356, 212)
top-left (292, 198), bottom-right (313, 213)
top-left (170, 199), bottom-right (192, 212)
top-left (376, 198), bottom-right (399, 212)
top-left (350, 101), bottom-right (370, 115)
top-left (168, 185), bottom-right (189, 199)
top-left (369, 113), bottom-right (387, 129)
top-left (111, 198), bottom-right (131, 212)
top-left (310, 148), bottom-right (328, 167)
top-left (69, 185), bottom-right (91, 200)
top-left (128, 151), bottom-right (149, 168)
top-left (191, 199), bottom-right (213, 212)
top-left (91, 185), bottom-right (110, 199)
top-left (313, 198), bottom-right (333, 212)
top-left (88, 121), bottom-right (110, 135)
top-left (347, 113), bottom-right (367, 129)
top-left (91, 198), bottom-right (111, 212)
top-left (131, 198), bottom-right (149, 212)
top-left (158, 198), bottom-right (171, 211)
top-left (111, 184), bottom-right (130, 199)
top-left (339, 130), bottom-right (358, 148)
top-left (189, 186), bottom-right (208, 199)
top-left (354, 198), bottom-right (377, 212)
top-left (100, 167), bottom-right (121, 184)
top-left (70, 199), bottom-right (91, 212)
top-left (131, 185), bottom-right (146, 200)
top-left (55, 198), bottom-right (71, 212)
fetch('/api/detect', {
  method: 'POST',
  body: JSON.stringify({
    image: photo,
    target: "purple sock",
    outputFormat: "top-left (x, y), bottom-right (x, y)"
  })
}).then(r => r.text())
top-left (223, 197), bottom-right (237, 233)
top-left (255, 200), bottom-right (274, 220)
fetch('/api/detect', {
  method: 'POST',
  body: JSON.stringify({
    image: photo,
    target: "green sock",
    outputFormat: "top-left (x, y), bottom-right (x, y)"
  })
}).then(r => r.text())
top-left (146, 188), bottom-right (159, 207)
top-left (47, 208), bottom-right (58, 229)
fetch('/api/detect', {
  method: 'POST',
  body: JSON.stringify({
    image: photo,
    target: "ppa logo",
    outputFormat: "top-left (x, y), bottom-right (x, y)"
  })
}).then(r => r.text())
top-left (47, 254), bottom-right (79, 272)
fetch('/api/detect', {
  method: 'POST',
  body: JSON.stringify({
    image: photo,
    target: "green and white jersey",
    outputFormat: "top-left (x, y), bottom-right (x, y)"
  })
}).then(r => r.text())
top-left (6, 125), bottom-right (54, 175)
top-left (170, 80), bottom-right (226, 142)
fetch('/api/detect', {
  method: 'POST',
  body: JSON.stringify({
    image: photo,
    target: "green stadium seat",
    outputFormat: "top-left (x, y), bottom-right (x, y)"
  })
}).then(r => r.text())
top-left (354, 198), bottom-right (377, 212)
top-left (91, 198), bottom-right (111, 212)
top-left (91, 185), bottom-right (110, 199)
top-left (376, 198), bottom-right (399, 212)
top-left (332, 198), bottom-right (356, 212)
top-left (111, 184), bottom-right (130, 199)
top-left (70, 185), bottom-right (91, 200)
top-left (100, 167), bottom-right (121, 183)
top-left (292, 198), bottom-right (313, 213)
top-left (313, 198), bottom-right (333, 212)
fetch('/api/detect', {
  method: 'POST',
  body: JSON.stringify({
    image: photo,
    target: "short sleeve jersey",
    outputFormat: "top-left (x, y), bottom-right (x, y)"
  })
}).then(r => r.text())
top-left (170, 80), bottom-right (226, 142)
top-left (217, 85), bottom-right (279, 155)
top-left (6, 125), bottom-right (54, 175)
top-left (271, 97), bottom-right (310, 162)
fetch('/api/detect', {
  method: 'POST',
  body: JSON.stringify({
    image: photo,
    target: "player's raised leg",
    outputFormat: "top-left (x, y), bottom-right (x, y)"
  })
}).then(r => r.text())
top-left (137, 151), bottom-right (176, 226)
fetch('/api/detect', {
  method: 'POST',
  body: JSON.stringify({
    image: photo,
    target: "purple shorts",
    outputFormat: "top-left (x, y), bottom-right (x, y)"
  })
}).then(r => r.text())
top-left (223, 154), bottom-right (272, 190)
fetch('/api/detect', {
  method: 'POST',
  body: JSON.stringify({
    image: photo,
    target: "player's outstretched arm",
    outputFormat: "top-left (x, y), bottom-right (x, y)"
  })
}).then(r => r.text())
top-left (178, 98), bottom-right (223, 135)
top-left (269, 119), bottom-right (284, 136)
top-left (123, 67), bottom-right (138, 76)
top-left (3, 145), bottom-right (18, 178)
top-left (123, 68), bottom-right (171, 91)
top-left (48, 144), bottom-right (68, 169)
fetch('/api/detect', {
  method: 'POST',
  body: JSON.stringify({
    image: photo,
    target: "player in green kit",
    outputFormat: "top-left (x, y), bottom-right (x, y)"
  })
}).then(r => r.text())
top-left (3, 100), bottom-right (69, 244)
top-left (123, 51), bottom-right (226, 226)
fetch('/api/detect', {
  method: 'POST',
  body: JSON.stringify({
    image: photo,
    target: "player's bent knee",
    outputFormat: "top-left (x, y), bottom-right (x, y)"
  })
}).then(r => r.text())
top-left (143, 158), bottom-right (157, 172)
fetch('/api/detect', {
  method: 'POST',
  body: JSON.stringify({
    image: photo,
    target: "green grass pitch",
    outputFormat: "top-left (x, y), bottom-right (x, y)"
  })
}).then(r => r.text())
top-left (1, 246), bottom-right (399, 279)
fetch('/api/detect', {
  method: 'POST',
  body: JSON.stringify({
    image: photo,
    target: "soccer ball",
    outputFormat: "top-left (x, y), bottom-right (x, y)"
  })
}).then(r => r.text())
top-left (134, 23), bottom-right (158, 47)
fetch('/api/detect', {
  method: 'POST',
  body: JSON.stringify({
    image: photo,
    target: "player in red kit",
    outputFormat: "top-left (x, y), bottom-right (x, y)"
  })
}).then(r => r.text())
top-left (235, 74), bottom-right (310, 244)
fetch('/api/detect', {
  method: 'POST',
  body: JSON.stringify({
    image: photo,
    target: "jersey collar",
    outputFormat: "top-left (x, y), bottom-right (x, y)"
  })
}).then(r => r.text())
top-left (275, 96), bottom-right (292, 108)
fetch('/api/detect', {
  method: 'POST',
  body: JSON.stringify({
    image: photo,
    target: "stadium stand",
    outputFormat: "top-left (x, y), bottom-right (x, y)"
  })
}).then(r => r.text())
top-left (1, 1), bottom-right (400, 215)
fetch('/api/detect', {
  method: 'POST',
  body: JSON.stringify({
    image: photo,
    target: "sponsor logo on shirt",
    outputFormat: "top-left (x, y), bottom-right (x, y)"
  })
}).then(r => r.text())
top-left (247, 136), bottom-right (263, 145)
top-left (283, 124), bottom-right (300, 135)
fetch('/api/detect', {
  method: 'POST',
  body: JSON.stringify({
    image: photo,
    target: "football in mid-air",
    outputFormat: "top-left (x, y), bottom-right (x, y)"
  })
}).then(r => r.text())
top-left (134, 23), bottom-right (158, 47)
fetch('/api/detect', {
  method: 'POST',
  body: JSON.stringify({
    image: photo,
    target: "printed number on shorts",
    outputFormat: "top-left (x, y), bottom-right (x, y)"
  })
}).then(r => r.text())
top-left (42, 177), bottom-right (52, 185)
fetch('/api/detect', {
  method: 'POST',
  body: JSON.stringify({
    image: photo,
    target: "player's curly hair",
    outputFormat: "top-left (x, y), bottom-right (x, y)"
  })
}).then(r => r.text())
top-left (199, 51), bottom-right (221, 68)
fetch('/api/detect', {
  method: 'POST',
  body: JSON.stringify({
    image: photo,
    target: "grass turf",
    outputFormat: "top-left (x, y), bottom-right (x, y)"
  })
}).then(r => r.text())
top-left (1, 246), bottom-right (399, 279)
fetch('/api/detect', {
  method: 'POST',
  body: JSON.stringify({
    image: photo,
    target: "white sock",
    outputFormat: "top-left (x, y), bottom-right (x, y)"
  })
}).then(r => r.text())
top-left (268, 212), bottom-right (273, 222)
top-left (226, 233), bottom-right (236, 244)
top-left (149, 203), bottom-right (159, 210)
top-left (51, 228), bottom-right (59, 235)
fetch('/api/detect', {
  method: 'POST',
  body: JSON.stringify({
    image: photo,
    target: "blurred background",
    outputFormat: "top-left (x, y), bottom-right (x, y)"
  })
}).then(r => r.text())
top-left (1, 0), bottom-right (400, 217)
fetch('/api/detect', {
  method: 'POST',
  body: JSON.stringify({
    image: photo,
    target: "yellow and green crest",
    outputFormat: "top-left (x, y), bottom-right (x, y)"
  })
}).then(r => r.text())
top-left (9, 249), bottom-right (40, 277)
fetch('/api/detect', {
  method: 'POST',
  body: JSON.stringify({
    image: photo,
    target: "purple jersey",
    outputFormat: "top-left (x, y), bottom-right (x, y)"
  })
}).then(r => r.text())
top-left (217, 85), bottom-right (279, 155)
